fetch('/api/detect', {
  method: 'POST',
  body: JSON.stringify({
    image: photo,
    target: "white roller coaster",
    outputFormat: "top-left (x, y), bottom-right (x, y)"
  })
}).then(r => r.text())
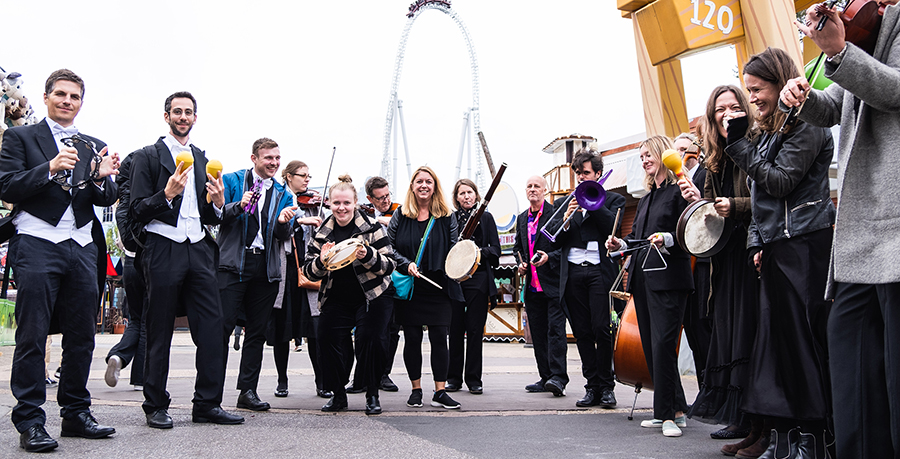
top-left (380, 0), bottom-right (487, 193)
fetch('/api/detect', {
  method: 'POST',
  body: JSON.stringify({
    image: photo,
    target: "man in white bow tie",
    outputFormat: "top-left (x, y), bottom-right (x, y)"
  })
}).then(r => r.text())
top-left (129, 91), bottom-right (243, 429)
top-left (216, 138), bottom-right (294, 412)
top-left (0, 69), bottom-right (120, 452)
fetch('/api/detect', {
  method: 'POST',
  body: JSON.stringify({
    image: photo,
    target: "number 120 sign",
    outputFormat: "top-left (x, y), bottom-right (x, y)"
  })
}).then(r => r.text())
top-left (635, 0), bottom-right (744, 65)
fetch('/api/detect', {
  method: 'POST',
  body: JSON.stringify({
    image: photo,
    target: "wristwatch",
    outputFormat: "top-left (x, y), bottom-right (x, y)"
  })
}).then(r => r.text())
top-left (827, 43), bottom-right (848, 65)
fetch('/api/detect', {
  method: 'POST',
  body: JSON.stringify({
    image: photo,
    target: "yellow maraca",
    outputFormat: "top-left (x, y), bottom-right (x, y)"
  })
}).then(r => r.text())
top-left (175, 150), bottom-right (194, 170)
top-left (206, 159), bottom-right (223, 203)
top-left (661, 149), bottom-right (685, 179)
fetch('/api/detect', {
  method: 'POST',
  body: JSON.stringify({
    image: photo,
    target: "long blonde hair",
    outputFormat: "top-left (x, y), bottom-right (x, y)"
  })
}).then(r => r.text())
top-left (402, 166), bottom-right (452, 219)
top-left (641, 135), bottom-right (677, 191)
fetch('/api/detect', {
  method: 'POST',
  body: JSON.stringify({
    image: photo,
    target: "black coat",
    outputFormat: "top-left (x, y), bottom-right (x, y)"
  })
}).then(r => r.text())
top-left (512, 200), bottom-right (561, 300)
top-left (551, 190), bottom-right (626, 311)
top-left (625, 181), bottom-right (693, 292)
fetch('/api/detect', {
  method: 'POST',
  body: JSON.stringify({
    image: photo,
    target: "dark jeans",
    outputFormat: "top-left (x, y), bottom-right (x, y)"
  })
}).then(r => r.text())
top-left (524, 288), bottom-right (569, 387)
top-left (564, 262), bottom-right (614, 391)
top-left (404, 325), bottom-right (450, 382)
top-left (107, 254), bottom-right (146, 385)
top-left (448, 271), bottom-right (490, 388)
top-left (142, 234), bottom-right (224, 413)
top-left (219, 252), bottom-right (278, 393)
top-left (830, 282), bottom-right (900, 459)
top-left (319, 294), bottom-right (393, 398)
top-left (9, 235), bottom-right (98, 432)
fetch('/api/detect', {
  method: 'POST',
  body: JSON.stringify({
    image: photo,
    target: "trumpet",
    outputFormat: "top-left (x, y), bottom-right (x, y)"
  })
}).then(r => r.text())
top-left (540, 169), bottom-right (612, 243)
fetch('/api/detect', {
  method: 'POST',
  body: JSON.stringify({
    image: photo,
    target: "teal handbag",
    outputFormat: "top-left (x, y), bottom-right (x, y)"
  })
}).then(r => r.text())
top-left (392, 216), bottom-right (434, 301)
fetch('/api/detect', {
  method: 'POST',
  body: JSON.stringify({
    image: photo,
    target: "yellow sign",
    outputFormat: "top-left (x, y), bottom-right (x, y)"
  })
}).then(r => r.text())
top-left (635, 0), bottom-right (745, 65)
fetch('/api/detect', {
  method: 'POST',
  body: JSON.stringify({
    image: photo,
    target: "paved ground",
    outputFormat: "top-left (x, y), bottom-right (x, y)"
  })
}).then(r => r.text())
top-left (0, 333), bottom-right (732, 458)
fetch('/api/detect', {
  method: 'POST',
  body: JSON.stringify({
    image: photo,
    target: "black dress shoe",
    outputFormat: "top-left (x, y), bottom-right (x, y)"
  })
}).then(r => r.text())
top-left (365, 395), bottom-right (382, 415)
top-left (321, 395), bottom-right (348, 412)
top-left (380, 375), bottom-right (399, 392)
top-left (236, 389), bottom-right (271, 411)
top-left (599, 388), bottom-right (617, 409)
top-left (60, 412), bottom-right (116, 439)
top-left (468, 385), bottom-right (484, 394)
top-left (146, 409), bottom-right (173, 429)
top-left (345, 384), bottom-right (367, 394)
top-left (444, 382), bottom-right (461, 392)
top-left (19, 424), bottom-right (58, 452)
top-left (711, 426), bottom-right (750, 439)
top-left (192, 406), bottom-right (244, 424)
top-left (525, 380), bottom-right (547, 393)
top-left (316, 388), bottom-right (333, 399)
top-left (576, 388), bottom-right (601, 407)
top-left (544, 379), bottom-right (566, 397)
top-left (274, 384), bottom-right (289, 398)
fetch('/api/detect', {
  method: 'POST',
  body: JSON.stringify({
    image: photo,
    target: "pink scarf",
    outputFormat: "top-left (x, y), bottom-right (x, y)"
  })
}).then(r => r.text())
top-left (527, 201), bottom-right (544, 292)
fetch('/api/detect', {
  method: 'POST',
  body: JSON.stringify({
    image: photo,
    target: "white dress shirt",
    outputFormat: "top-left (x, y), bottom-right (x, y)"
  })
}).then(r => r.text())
top-left (566, 209), bottom-right (601, 265)
top-left (14, 118), bottom-right (94, 247)
top-left (144, 134), bottom-right (206, 243)
top-left (248, 169), bottom-right (273, 250)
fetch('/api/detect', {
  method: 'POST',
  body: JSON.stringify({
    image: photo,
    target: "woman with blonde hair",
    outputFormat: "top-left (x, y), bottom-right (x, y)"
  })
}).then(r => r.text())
top-left (388, 166), bottom-right (464, 409)
top-left (606, 135), bottom-right (692, 438)
top-left (303, 175), bottom-right (395, 415)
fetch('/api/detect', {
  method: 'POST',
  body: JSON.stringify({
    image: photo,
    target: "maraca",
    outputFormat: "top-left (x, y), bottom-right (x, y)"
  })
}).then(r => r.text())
top-left (175, 150), bottom-right (194, 170)
top-left (661, 149), bottom-right (688, 181)
top-left (206, 159), bottom-right (223, 203)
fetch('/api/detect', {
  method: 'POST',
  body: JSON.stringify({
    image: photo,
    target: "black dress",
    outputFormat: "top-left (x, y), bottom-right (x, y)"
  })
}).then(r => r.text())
top-left (688, 159), bottom-right (759, 426)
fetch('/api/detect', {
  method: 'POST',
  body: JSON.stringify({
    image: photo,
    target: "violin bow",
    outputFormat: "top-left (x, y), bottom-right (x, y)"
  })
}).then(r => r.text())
top-left (318, 147), bottom-right (337, 216)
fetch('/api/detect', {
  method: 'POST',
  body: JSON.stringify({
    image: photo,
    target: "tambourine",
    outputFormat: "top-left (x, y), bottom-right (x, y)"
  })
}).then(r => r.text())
top-left (445, 239), bottom-right (481, 282)
top-left (323, 239), bottom-right (364, 271)
top-left (676, 199), bottom-right (732, 258)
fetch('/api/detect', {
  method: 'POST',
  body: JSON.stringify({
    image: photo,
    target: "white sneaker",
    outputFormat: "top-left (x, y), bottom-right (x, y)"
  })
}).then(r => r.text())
top-left (105, 355), bottom-right (122, 387)
top-left (641, 415), bottom-right (686, 428)
top-left (662, 420), bottom-right (683, 437)
top-left (133, 385), bottom-right (143, 391)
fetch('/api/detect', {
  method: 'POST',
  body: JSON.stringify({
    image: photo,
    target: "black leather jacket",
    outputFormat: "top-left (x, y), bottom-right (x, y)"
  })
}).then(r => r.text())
top-left (725, 119), bottom-right (835, 250)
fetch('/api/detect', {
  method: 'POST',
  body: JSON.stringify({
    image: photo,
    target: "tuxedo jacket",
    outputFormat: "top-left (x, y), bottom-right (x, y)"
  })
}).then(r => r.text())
top-left (550, 190), bottom-right (626, 309)
top-left (0, 120), bottom-right (117, 229)
top-left (128, 137), bottom-right (221, 238)
top-left (512, 200), bottom-right (561, 300)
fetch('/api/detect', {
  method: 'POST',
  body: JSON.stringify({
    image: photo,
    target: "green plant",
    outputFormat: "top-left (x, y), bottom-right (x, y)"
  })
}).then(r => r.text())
top-left (105, 225), bottom-right (123, 258)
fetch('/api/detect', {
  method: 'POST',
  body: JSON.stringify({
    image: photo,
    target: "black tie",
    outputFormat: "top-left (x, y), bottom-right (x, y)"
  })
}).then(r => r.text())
top-left (261, 187), bottom-right (273, 237)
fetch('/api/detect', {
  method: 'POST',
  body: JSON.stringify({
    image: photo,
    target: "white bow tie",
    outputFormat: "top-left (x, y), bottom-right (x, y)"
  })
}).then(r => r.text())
top-left (52, 125), bottom-right (78, 138)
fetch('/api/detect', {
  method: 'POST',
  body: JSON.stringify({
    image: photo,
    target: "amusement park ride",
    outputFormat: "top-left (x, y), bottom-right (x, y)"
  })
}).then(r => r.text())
top-left (380, 0), bottom-right (492, 193)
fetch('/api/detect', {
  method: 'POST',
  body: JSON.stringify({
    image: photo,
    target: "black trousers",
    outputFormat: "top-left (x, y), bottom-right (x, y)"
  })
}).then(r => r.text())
top-left (9, 235), bottom-right (98, 432)
top-left (684, 260), bottom-right (712, 385)
top-left (565, 262), bottom-right (615, 391)
top-left (107, 254), bottom-right (146, 385)
top-left (219, 252), bottom-right (278, 393)
top-left (404, 325), bottom-right (450, 382)
top-left (448, 271), bottom-right (490, 388)
top-left (141, 233), bottom-right (224, 413)
top-left (352, 299), bottom-right (399, 388)
top-left (830, 282), bottom-right (900, 459)
top-left (630, 264), bottom-right (690, 421)
top-left (319, 294), bottom-right (392, 398)
top-left (524, 288), bottom-right (569, 387)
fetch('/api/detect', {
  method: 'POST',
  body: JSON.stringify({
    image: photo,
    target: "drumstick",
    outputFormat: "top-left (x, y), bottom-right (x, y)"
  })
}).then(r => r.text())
top-left (418, 273), bottom-right (443, 290)
top-left (607, 208), bottom-right (622, 257)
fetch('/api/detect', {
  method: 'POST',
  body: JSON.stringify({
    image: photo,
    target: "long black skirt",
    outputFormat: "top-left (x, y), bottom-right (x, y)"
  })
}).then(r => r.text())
top-left (688, 227), bottom-right (759, 425)
top-left (741, 227), bottom-right (832, 421)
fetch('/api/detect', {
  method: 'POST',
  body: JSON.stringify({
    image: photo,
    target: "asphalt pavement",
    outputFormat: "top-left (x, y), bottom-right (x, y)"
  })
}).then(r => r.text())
top-left (0, 332), bottom-right (732, 458)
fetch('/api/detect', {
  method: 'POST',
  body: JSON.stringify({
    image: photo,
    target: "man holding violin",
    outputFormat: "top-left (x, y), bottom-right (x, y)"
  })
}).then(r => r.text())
top-left (783, 2), bottom-right (900, 457)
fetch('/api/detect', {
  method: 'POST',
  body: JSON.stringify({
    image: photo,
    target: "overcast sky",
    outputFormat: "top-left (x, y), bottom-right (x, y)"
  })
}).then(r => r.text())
top-left (5, 0), bottom-right (739, 211)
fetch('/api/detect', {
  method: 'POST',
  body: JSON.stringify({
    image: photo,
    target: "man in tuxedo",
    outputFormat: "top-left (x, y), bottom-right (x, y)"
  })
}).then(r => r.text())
top-left (551, 148), bottom-right (625, 408)
top-left (0, 69), bottom-right (119, 452)
top-left (129, 91), bottom-right (243, 429)
top-left (513, 176), bottom-right (567, 395)
top-left (217, 138), bottom-right (292, 411)
top-left (673, 133), bottom-right (711, 385)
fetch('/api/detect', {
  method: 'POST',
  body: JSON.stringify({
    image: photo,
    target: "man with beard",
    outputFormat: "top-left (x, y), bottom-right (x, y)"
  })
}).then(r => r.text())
top-left (0, 69), bottom-right (119, 452)
top-left (217, 138), bottom-right (293, 411)
top-left (129, 91), bottom-right (243, 429)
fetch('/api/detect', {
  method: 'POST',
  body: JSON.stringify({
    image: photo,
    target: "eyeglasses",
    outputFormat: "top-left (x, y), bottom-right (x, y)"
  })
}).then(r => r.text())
top-left (370, 193), bottom-right (391, 202)
top-left (52, 135), bottom-right (102, 191)
top-left (292, 173), bottom-right (311, 179)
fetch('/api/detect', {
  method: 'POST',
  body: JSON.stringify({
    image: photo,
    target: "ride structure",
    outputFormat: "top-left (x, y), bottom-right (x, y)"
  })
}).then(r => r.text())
top-left (380, 0), bottom-right (488, 193)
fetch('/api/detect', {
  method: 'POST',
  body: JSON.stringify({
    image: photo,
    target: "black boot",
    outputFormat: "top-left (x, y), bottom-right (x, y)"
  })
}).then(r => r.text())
top-left (797, 430), bottom-right (830, 459)
top-left (758, 429), bottom-right (800, 459)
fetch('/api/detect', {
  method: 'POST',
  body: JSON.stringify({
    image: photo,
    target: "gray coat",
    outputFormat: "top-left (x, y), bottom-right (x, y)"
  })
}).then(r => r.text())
top-left (798, 5), bottom-right (900, 296)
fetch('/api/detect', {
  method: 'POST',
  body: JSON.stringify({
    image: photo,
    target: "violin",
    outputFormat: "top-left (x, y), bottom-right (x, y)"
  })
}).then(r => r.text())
top-left (361, 202), bottom-right (400, 216)
top-left (815, 0), bottom-right (885, 55)
top-left (296, 190), bottom-right (328, 210)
